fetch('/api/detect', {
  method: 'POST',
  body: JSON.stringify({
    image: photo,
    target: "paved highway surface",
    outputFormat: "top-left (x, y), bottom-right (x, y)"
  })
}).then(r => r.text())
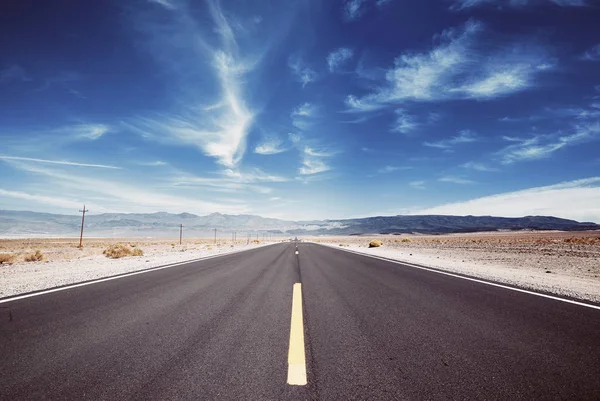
top-left (1, 242), bottom-right (599, 400)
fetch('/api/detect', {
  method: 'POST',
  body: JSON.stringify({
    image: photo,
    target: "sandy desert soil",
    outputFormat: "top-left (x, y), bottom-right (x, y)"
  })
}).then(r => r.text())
top-left (311, 230), bottom-right (600, 303)
top-left (0, 238), bottom-right (269, 298)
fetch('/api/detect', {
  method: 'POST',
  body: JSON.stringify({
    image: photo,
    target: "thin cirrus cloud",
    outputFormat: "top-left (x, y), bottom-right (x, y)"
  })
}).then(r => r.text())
top-left (342, 0), bottom-right (394, 21)
top-left (409, 180), bottom-right (426, 189)
top-left (288, 55), bottom-right (317, 87)
top-left (0, 155), bottom-right (121, 169)
top-left (391, 109), bottom-right (420, 134)
top-left (254, 136), bottom-right (288, 155)
top-left (327, 48), bottom-right (354, 72)
top-left (3, 160), bottom-right (253, 214)
top-left (288, 133), bottom-right (335, 176)
top-left (582, 44), bottom-right (600, 61)
top-left (438, 176), bottom-right (475, 184)
top-left (461, 161), bottom-right (500, 172)
top-left (424, 130), bottom-right (479, 149)
top-left (127, 0), bottom-right (260, 168)
top-left (377, 165), bottom-right (413, 173)
top-left (450, 0), bottom-right (588, 10)
top-left (345, 20), bottom-right (553, 111)
top-left (418, 177), bottom-right (600, 223)
top-left (0, 65), bottom-right (31, 83)
top-left (500, 122), bottom-right (600, 164)
top-left (291, 102), bottom-right (318, 131)
top-left (299, 145), bottom-right (335, 175)
top-left (148, 0), bottom-right (176, 10)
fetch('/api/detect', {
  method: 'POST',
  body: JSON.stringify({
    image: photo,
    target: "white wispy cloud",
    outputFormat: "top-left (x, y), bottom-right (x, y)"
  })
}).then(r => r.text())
top-left (417, 177), bottom-right (600, 223)
top-left (346, 21), bottom-right (552, 110)
top-left (289, 55), bottom-right (317, 87)
top-left (438, 176), bottom-right (475, 184)
top-left (0, 65), bottom-right (31, 83)
top-left (128, 1), bottom-right (257, 168)
top-left (344, 95), bottom-right (384, 113)
top-left (289, 135), bottom-right (335, 176)
top-left (377, 165), bottom-right (412, 173)
top-left (461, 161), bottom-right (500, 172)
top-left (4, 161), bottom-right (251, 214)
top-left (291, 102), bottom-right (318, 131)
top-left (137, 160), bottom-right (168, 166)
top-left (327, 47), bottom-right (354, 72)
top-left (343, 0), bottom-right (368, 21)
top-left (391, 109), bottom-right (420, 133)
top-left (450, 0), bottom-right (588, 10)
top-left (0, 156), bottom-right (121, 169)
top-left (582, 44), bottom-right (600, 61)
top-left (342, 0), bottom-right (392, 21)
top-left (148, 0), bottom-right (176, 9)
top-left (299, 155), bottom-right (331, 175)
top-left (424, 130), bottom-right (478, 149)
top-left (221, 168), bottom-right (288, 183)
top-left (0, 189), bottom-right (96, 211)
top-left (65, 124), bottom-right (111, 140)
top-left (500, 122), bottom-right (600, 164)
top-left (409, 180), bottom-right (426, 189)
top-left (254, 136), bottom-right (288, 155)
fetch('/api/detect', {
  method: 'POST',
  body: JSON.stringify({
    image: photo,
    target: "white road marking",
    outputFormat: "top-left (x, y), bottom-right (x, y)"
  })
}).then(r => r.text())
top-left (287, 283), bottom-right (307, 385)
top-left (0, 245), bottom-right (276, 304)
top-left (319, 243), bottom-right (600, 311)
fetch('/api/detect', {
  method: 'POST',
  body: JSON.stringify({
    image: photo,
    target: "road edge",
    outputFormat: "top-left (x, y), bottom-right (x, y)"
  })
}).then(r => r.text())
top-left (0, 243), bottom-right (279, 304)
top-left (312, 242), bottom-right (600, 310)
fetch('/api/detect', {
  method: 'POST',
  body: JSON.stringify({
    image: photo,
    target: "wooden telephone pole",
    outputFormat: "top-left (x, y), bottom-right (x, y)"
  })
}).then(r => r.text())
top-left (78, 205), bottom-right (89, 248)
top-left (179, 224), bottom-right (183, 245)
top-left (213, 228), bottom-right (217, 244)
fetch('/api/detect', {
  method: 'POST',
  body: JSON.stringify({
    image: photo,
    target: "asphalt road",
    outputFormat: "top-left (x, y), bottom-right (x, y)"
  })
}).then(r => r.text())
top-left (1, 242), bottom-right (599, 400)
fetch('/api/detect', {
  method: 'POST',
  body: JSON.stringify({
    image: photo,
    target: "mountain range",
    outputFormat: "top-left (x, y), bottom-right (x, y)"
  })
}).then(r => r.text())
top-left (0, 210), bottom-right (598, 238)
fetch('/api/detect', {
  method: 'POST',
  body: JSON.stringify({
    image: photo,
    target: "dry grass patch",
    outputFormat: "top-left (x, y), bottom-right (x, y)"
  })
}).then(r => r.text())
top-left (0, 253), bottom-right (16, 264)
top-left (103, 244), bottom-right (144, 259)
top-left (24, 250), bottom-right (44, 262)
top-left (369, 240), bottom-right (383, 248)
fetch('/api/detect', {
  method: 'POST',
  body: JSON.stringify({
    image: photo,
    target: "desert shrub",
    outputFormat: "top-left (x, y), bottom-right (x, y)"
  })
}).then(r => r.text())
top-left (24, 250), bottom-right (44, 262)
top-left (0, 253), bottom-right (15, 264)
top-left (339, 243), bottom-right (349, 247)
top-left (563, 237), bottom-right (600, 245)
top-left (103, 244), bottom-right (133, 259)
top-left (401, 238), bottom-right (411, 243)
top-left (132, 248), bottom-right (144, 256)
top-left (251, 240), bottom-right (261, 244)
top-left (369, 240), bottom-right (383, 248)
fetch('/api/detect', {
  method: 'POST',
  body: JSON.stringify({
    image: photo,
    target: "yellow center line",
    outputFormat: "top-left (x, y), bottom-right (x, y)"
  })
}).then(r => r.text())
top-left (287, 283), bottom-right (307, 385)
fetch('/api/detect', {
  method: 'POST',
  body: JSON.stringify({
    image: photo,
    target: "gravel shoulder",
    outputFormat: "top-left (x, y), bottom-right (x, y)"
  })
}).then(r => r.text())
top-left (312, 231), bottom-right (600, 303)
top-left (0, 239), bottom-right (272, 298)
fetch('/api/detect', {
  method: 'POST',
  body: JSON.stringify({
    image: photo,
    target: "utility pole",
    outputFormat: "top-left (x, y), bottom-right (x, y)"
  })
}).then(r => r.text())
top-left (247, 233), bottom-right (250, 245)
top-left (179, 224), bottom-right (183, 245)
top-left (214, 228), bottom-right (217, 244)
top-left (78, 205), bottom-right (89, 248)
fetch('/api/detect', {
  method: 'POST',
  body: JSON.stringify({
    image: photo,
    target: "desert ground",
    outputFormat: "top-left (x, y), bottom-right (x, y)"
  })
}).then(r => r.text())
top-left (0, 237), bottom-right (264, 264)
top-left (312, 230), bottom-right (600, 303)
top-left (0, 237), bottom-right (269, 298)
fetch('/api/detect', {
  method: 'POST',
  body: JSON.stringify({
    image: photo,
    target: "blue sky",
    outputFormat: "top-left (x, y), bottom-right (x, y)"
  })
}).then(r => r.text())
top-left (1, 0), bottom-right (600, 221)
